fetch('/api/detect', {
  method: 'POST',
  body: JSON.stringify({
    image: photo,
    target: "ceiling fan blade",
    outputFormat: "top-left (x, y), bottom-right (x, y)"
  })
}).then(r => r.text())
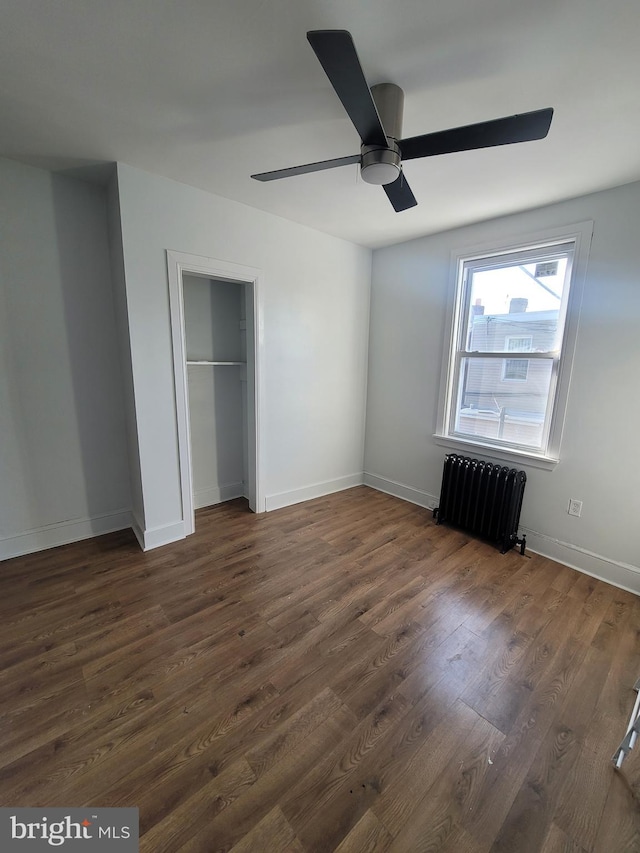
top-left (251, 153), bottom-right (360, 182)
top-left (399, 108), bottom-right (554, 161)
top-left (307, 30), bottom-right (388, 147)
top-left (383, 171), bottom-right (418, 212)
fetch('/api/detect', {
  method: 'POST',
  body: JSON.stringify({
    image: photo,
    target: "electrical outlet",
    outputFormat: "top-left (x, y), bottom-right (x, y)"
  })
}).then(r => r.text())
top-left (568, 499), bottom-right (583, 517)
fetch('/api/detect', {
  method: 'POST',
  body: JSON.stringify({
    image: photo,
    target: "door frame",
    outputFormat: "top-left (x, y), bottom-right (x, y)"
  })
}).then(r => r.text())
top-left (166, 250), bottom-right (265, 534)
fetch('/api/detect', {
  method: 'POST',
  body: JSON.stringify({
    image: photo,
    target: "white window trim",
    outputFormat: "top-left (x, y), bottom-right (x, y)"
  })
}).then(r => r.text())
top-left (434, 221), bottom-right (593, 470)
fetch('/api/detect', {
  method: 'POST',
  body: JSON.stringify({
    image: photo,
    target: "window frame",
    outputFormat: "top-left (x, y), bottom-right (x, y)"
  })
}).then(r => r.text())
top-left (435, 221), bottom-right (593, 469)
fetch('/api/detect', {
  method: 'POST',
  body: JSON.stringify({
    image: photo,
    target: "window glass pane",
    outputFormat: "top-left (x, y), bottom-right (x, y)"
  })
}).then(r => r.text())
top-left (454, 357), bottom-right (554, 449)
top-left (503, 359), bottom-right (529, 381)
top-left (506, 336), bottom-right (532, 352)
top-left (464, 256), bottom-right (569, 353)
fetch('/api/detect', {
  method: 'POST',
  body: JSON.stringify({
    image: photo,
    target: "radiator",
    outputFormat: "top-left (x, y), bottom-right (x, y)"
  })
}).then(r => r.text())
top-left (434, 454), bottom-right (527, 554)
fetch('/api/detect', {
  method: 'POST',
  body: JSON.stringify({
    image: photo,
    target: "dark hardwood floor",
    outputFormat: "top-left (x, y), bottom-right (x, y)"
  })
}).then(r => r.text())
top-left (1, 486), bottom-right (640, 852)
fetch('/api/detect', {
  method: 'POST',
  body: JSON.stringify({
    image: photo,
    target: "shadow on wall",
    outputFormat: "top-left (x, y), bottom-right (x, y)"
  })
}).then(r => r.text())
top-left (51, 172), bottom-right (131, 527)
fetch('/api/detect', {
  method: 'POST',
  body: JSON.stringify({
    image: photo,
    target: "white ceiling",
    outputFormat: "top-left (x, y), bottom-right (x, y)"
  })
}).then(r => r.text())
top-left (2, 0), bottom-right (639, 248)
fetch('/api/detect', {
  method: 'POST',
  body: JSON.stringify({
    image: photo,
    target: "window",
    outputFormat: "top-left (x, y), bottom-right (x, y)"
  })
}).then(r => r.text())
top-left (503, 336), bottom-right (532, 381)
top-left (503, 359), bottom-right (529, 381)
top-left (436, 223), bottom-right (592, 465)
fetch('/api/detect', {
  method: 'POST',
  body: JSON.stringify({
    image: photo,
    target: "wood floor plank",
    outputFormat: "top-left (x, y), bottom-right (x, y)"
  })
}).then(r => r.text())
top-left (99, 681), bottom-right (281, 830)
top-left (292, 664), bottom-right (469, 846)
top-left (461, 612), bottom-right (534, 733)
top-left (459, 631), bottom-right (591, 848)
top-left (175, 704), bottom-right (356, 852)
top-left (330, 621), bottom-right (425, 716)
top-left (107, 667), bottom-right (342, 821)
top-left (592, 767), bottom-right (640, 853)
top-left (384, 710), bottom-right (503, 852)
top-left (0, 487), bottom-right (637, 852)
top-left (281, 692), bottom-right (409, 851)
top-left (139, 757), bottom-right (258, 853)
top-left (490, 718), bottom-right (582, 853)
top-left (552, 733), bottom-right (614, 852)
top-left (540, 822), bottom-right (588, 852)
top-left (332, 810), bottom-right (393, 853)
top-left (489, 633), bottom-right (614, 852)
top-left (357, 574), bottom-right (430, 629)
top-left (0, 604), bottom-right (170, 712)
top-left (372, 698), bottom-right (481, 837)
top-left (227, 806), bottom-right (306, 853)
top-left (137, 689), bottom-right (354, 850)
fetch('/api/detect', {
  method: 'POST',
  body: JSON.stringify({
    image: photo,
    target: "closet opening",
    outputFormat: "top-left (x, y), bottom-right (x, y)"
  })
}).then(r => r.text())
top-left (167, 252), bottom-right (264, 536)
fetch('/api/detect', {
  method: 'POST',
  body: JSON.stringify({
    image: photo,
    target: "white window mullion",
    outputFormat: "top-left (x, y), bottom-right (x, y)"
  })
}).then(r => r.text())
top-left (458, 351), bottom-right (559, 359)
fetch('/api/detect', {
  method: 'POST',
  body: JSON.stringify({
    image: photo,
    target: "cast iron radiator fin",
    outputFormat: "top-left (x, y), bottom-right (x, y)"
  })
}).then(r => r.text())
top-left (434, 453), bottom-right (527, 554)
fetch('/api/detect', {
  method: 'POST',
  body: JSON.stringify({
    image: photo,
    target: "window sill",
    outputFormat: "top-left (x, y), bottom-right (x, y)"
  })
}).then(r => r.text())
top-left (433, 434), bottom-right (559, 471)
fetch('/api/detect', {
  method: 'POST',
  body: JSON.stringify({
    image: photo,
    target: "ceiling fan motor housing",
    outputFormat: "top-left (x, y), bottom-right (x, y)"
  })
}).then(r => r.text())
top-left (360, 83), bottom-right (405, 185)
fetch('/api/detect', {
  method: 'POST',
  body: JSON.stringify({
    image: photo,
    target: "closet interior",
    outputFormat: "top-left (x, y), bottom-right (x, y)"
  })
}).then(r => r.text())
top-left (183, 274), bottom-right (250, 513)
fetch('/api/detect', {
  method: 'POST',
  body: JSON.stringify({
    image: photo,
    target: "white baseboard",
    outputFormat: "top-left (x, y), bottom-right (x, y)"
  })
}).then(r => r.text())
top-left (265, 473), bottom-right (364, 512)
top-left (521, 527), bottom-right (640, 596)
top-left (131, 513), bottom-right (146, 551)
top-left (136, 520), bottom-right (186, 552)
top-left (364, 472), bottom-right (439, 511)
top-left (0, 510), bottom-right (133, 561)
top-left (193, 482), bottom-right (245, 510)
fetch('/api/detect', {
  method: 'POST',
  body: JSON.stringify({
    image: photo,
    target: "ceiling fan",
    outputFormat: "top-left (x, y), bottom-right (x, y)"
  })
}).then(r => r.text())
top-left (251, 30), bottom-right (553, 212)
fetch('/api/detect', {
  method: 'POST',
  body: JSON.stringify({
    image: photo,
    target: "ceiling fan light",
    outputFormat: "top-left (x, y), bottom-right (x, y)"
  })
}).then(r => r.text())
top-left (360, 145), bottom-right (401, 185)
top-left (361, 161), bottom-right (401, 185)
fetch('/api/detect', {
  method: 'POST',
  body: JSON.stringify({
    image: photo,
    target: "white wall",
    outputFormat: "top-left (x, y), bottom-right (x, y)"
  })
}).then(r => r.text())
top-left (183, 275), bottom-right (244, 362)
top-left (106, 170), bottom-right (145, 532)
top-left (116, 163), bottom-right (371, 546)
top-left (0, 158), bottom-right (131, 558)
top-left (365, 180), bottom-right (640, 593)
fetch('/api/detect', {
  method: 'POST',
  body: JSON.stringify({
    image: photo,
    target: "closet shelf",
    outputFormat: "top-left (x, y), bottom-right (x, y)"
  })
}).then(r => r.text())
top-left (187, 360), bottom-right (246, 366)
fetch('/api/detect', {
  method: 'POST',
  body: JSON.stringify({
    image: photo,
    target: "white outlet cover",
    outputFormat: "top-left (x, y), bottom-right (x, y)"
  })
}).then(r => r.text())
top-left (568, 499), bottom-right (583, 517)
